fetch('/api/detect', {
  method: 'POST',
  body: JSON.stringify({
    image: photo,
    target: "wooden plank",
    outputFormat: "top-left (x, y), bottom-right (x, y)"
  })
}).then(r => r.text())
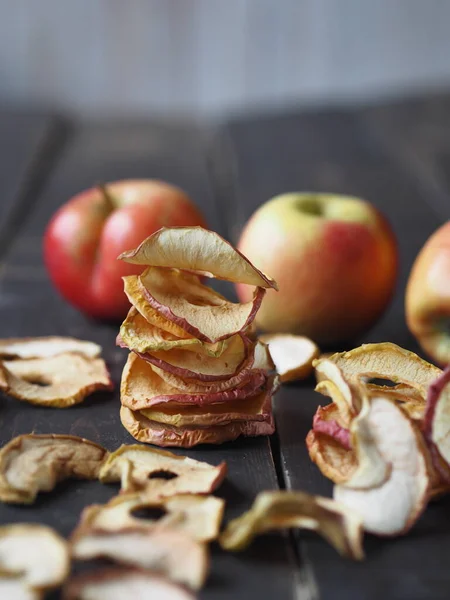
top-left (223, 106), bottom-right (450, 599)
top-left (0, 112), bottom-right (60, 258)
top-left (0, 120), bottom-right (297, 600)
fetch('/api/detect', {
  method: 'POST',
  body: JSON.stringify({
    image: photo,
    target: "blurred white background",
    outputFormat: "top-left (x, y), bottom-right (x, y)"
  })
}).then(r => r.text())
top-left (1, 0), bottom-right (450, 117)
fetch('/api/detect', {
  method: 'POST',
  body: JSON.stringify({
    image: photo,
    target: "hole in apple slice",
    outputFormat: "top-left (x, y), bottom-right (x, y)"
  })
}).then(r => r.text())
top-left (148, 470), bottom-right (178, 481)
top-left (131, 506), bottom-right (167, 521)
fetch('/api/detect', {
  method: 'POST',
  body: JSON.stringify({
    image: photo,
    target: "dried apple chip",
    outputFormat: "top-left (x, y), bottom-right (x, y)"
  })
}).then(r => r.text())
top-left (259, 333), bottom-right (319, 382)
top-left (99, 443), bottom-right (226, 497)
top-left (422, 367), bottom-right (450, 478)
top-left (0, 353), bottom-right (112, 408)
top-left (119, 226), bottom-right (277, 289)
top-left (72, 529), bottom-right (208, 590)
top-left (72, 493), bottom-right (224, 542)
top-left (0, 524), bottom-right (69, 592)
top-left (139, 267), bottom-right (265, 343)
top-left (119, 308), bottom-right (225, 356)
top-left (0, 434), bottom-right (107, 504)
top-left (306, 430), bottom-right (357, 484)
top-left (334, 396), bottom-right (431, 535)
top-left (326, 342), bottom-right (441, 395)
top-left (121, 353), bottom-right (267, 410)
top-left (120, 406), bottom-right (275, 448)
top-left (63, 568), bottom-right (195, 600)
top-left (137, 332), bottom-right (249, 381)
top-left (219, 491), bottom-right (364, 560)
top-left (312, 403), bottom-right (351, 449)
top-left (0, 337), bottom-right (101, 359)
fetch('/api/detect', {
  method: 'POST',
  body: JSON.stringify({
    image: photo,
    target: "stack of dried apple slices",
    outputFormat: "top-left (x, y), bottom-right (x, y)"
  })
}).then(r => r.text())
top-left (116, 227), bottom-right (280, 447)
top-left (307, 342), bottom-right (450, 536)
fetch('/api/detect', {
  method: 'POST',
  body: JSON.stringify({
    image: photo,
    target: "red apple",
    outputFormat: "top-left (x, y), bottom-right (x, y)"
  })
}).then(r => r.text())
top-left (406, 221), bottom-right (450, 365)
top-left (235, 193), bottom-right (398, 345)
top-left (44, 180), bottom-right (207, 320)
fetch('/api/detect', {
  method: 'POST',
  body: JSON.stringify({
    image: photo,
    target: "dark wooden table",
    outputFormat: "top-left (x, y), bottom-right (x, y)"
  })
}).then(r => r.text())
top-left (0, 95), bottom-right (449, 599)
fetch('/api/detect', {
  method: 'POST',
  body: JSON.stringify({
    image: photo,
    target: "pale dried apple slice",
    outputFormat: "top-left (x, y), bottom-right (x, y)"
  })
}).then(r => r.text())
top-left (140, 377), bottom-right (277, 428)
top-left (99, 443), bottom-right (226, 497)
top-left (121, 352), bottom-right (267, 410)
top-left (139, 267), bottom-right (265, 343)
top-left (0, 337), bottom-right (101, 359)
top-left (153, 340), bottom-right (274, 393)
top-left (120, 406), bottom-right (275, 448)
top-left (0, 524), bottom-right (69, 591)
top-left (119, 226), bottom-right (277, 289)
top-left (0, 434), bottom-right (107, 504)
top-left (63, 568), bottom-right (195, 600)
top-left (72, 529), bottom-right (208, 590)
top-left (119, 308), bottom-right (225, 356)
top-left (259, 333), bottom-right (319, 382)
top-left (0, 354), bottom-right (112, 408)
top-left (326, 342), bottom-right (441, 395)
top-left (72, 493), bottom-right (224, 542)
top-left (306, 430), bottom-right (357, 484)
top-left (219, 491), bottom-right (364, 560)
top-left (334, 396), bottom-right (431, 535)
top-left (0, 575), bottom-right (39, 600)
top-left (137, 332), bottom-right (249, 381)
top-left (422, 367), bottom-right (450, 479)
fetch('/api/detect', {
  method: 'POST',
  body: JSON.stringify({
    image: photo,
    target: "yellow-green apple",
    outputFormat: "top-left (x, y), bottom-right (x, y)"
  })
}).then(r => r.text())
top-left (406, 221), bottom-right (450, 365)
top-left (44, 179), bottom-right (206, 320)
top-left (236, 193), bottom-right (398, 345)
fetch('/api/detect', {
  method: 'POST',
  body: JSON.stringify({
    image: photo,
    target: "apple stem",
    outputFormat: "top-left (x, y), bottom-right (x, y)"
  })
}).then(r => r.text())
top-left (97, 183), bottom-right (116, 212)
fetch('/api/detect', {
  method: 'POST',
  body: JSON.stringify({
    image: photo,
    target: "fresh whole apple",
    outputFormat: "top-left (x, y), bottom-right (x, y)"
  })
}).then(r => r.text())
top-left (235, 193), bottom-right (398, 346)
top-left (406, 221), bottom-right (450, 365)
top-left (44, 179), bottom-right (207, 320)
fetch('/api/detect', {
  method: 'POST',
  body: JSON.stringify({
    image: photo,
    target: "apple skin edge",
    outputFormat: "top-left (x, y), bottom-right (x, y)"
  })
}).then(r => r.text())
top-left (406, 221), bottom-right (450, 366)
top-left (44, 180), bottom-right (207, 321)
top-left (236, 193), bottom-right (398, 347)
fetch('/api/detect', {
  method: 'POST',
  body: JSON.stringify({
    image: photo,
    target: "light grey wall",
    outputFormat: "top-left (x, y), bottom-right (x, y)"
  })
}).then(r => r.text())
top-left (1, 0), bottom-right (450, 117)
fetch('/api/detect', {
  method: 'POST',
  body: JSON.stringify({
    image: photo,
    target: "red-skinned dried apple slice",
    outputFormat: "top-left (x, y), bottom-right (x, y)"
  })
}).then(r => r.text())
top-left (121, 353), bottom-right (267, 410)
top-left (0, 354), bottom-right (112, 408)
top-left (259, 333), bottom-right (319, 382)
top-left (0, 524), bottom-right (69, 592)
top-left (153, 341), bottom-right (273, 393)
top-left (0, 337), bottom-right (101, 359)
top-left (72, 493), bottom-right (224, 542)
top-left (139, 267), bottom-right (265, 343)
top-left (140, 377), bottom-right (277, 428)
top-left (312, 403), bottom-right (351, 450)
top-left (137, 332), bottom-right (249, 382)
top-left (0, 434), bottom-right (107, 504)
top-left (63, 568), bottom-right (195, 600)
top-left (334, 396), bottom-right (432, 535)
top-left (119, 226), bottom-right (277, 289)
top-left (119, 308), bottom-right (225, 357)
top-left (99, 443), bottom-right (226, 497)
top-left (219, 490), bottom-right (364, 560)
top-left (71, 529), bottom-right (208, 590)
top-left (120, 406), bottom-right (275, 448)
top-left (422, 367), bottom-right (450, 481)
top-left (306, 429), bottom-right (357, 484)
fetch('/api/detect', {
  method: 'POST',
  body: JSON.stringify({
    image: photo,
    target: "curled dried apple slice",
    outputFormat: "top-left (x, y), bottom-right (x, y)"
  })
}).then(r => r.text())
top-left (306, 430), bottom-right (357, 484)
top-left (72, 529), bottom-right (208, 590)
top-left (138, 333), bottom-right (249, 382)
top-left (99, 443), bottom-right (226, 497)
top-left (63, 569), bottom-right (195, 600)
top-left (121, 353), bottom-right (267, 410)
top-left (0, 575), bottom-right (39, 600)
top-left (119, 308), bottom-right (225, 356)
top-left (259, 334), bottom-right (319, 382)
top-left (119, 226), bottom-right (277, 289)
top-left (153, 341), bottom-right (273, 393)
top-left (314, 359), bottom-right (359, 424)
top-left (219, 491), bottom-right (364, 560)
top-left (334, 396), bottom-right (431, 535)
top-left (0, 354), bottom-right (112, 408)
top-left (0, 337), bottom-right (101, 359)
top-left (139, 267), bottom-right (265, 343)
top-left (312, 403), bottom-right (351, 450)
top-left (0, 524), bottom-right (69, 592)
top-left (422, 367), bottom-right (450, 478)
top-left (326, 342), bottom-right (441, 395)
top-left (73, 493), bottom-right (224, 542)
top-left (140, 377), bottom-right (277, 428)
top-left (0, 434), bottom-right (107, 504)
top-left (120, 406), bottom-right (275, 448)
